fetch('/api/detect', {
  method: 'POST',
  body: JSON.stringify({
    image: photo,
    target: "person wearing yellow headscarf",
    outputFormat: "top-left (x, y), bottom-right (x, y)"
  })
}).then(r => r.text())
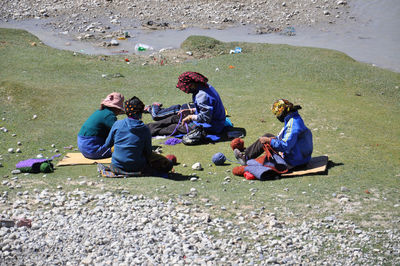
top-left (234, 99), bottom-right (313, 168)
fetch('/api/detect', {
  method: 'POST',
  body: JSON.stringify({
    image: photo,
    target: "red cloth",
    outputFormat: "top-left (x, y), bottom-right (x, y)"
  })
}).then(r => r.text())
top-left (176, 72), bottom-right (208, 93)
top-left (244, 171), bottom-right (256, 180)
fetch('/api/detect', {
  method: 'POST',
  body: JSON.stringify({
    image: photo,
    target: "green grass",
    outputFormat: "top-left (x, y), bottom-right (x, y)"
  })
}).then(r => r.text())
top-left (0, 28), bottom-right (399, 228)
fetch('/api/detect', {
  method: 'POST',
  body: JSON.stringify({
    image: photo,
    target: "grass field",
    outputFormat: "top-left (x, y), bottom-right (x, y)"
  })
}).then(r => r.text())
top-left (0, 28), bottom-right (399, 228)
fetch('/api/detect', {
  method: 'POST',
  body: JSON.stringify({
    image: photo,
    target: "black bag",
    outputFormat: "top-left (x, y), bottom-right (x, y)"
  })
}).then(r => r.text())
top-left (182, 126), bottom-right (207, 145)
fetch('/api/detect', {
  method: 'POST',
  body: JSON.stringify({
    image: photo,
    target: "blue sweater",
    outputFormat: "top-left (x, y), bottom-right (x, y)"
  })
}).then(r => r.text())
top-left (270, 111), bottom-right (313, 167)
top-left (104, 118), bottom-right (152, 172)
top-left (192, 84), bottom-right (226, 134)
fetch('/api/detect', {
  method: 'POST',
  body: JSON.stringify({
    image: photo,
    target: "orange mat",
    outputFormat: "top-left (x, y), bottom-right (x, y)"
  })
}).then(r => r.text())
top-left (56, 153), bottom-right (111, 166)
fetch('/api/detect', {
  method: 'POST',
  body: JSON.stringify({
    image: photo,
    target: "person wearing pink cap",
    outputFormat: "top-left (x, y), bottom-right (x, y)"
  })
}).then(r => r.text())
top-left (77, 92), bottom-right (125, 159)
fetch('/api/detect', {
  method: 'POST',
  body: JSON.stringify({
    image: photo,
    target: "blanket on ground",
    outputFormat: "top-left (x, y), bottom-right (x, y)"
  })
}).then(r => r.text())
top-left (233, 155), bottom-right (328, 178)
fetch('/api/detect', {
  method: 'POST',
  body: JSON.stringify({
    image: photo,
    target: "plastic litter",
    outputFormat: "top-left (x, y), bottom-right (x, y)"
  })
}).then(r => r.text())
top-left (135, 43), bottom-right (153, 52)
top-left (230, 47), bottom-right (242, 54)
top-left (280, 26), bottom-right (296, 36)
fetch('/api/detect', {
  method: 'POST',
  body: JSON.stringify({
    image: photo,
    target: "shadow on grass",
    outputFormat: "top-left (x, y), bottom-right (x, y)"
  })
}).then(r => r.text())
top-left (205, 126), bottom-right (247, 145)
top-left (167, 172), bottom-right (192, 181)
top-left (327, 160), bottom-right (344, 171)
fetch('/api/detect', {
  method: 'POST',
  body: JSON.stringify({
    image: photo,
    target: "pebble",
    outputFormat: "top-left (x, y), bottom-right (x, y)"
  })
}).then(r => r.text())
top-left (340, 186), bottom-right (350, 192)
top-left (191, 162), bottom-right (202, 170)
top-left (8, 148), bottom-right (14, 153)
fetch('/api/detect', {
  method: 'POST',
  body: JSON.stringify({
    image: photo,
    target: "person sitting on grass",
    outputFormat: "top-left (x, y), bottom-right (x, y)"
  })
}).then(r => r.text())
top-left (77, 92), bottom-right (125, 159)
top-left (147, 71), bottom-right (227, 139)
top-left (234, 99), bottom-right (313, 169)
top-left (104, 96), bottom-right (172, 174)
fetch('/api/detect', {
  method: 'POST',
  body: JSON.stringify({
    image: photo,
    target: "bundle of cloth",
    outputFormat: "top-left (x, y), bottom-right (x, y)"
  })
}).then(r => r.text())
top-left (231, 139), bottom-right (289, 180)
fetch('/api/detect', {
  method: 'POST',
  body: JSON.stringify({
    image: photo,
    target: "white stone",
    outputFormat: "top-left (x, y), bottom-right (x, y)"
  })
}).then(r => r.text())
top-left (192, 162), bottom-right (202, 170)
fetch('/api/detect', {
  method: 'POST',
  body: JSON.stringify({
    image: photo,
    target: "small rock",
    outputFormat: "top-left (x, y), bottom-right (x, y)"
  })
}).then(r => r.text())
top-left (324, 216), bottom-right (336, 222)
top-left (340, 186), bottom-right (350, 192)
top-left (11, 170), bottom-right (21, 175)
top-left (32, 114), bottom-right (38, 119)
top-left (8, 148), bottom-right (14, 153)
top-left (190, 177), bottom-right (198, 182)
top-left (191, 162), bottom-right (202, 170)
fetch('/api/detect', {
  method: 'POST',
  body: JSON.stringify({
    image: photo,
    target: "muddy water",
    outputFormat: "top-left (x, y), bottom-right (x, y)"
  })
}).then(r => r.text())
top-left (1, 0), bottom-right (399, 72)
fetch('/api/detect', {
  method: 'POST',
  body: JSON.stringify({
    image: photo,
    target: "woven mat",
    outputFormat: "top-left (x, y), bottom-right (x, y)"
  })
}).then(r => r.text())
top-left (282, 155), bottom-right (328, 177)
top-left (56, 153), bottom-right (111, 166)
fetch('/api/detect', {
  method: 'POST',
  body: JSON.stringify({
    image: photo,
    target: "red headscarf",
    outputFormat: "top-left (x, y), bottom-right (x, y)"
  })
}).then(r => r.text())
top-left (176, 72), bottom-right (208, 93)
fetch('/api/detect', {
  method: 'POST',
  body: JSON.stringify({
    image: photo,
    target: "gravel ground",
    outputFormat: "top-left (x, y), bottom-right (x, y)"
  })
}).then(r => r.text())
top-left (1, 189), bottom-right (399, 265)
top-left (0, 0), bottom-right (351, 40)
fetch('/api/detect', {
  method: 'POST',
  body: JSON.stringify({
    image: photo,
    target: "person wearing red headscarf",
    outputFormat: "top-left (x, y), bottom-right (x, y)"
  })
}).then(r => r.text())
top-left (147, 72), bottom-right (226, 137)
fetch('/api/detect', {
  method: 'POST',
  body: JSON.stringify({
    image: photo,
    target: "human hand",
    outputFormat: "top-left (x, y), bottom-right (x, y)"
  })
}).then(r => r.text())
top-left (259, 137), bottom-right (272, 144)
top-left (181, 115), bottom-right (195, 125)
top-left (178, 109), bottom-right (192, 116)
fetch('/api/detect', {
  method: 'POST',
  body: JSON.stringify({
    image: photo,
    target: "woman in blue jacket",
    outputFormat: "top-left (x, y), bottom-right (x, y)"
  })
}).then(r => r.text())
top-left (147, 72), bottom-right (226, 137)
top-left (235, 99), bottom-right (313, 168)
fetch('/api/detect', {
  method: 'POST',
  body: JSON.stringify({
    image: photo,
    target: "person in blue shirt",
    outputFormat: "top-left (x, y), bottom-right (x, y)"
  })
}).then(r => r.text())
top-left (234, 99), bottom-right (313, 168)
top-left (104, 96), bottom-right (172, 173)
top-left (147, 71), bottom-right (226, 137)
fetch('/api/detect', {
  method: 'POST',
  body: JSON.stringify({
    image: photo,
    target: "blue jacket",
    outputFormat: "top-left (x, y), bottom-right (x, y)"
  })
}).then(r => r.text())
top-left (192, 84), bottom-right (226, 134)
top-left (104, 118), bottom-right (152, 172)
top-left (270, 111), bottom-right (313, 167)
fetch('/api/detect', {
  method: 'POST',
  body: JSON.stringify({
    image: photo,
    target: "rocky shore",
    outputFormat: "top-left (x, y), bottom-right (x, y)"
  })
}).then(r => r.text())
top-left (0, 0), bottom-right (350, 41)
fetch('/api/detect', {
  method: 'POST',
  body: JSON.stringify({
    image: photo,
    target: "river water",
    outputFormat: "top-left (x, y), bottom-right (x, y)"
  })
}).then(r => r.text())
top-left (1, 0), bottom-right (399, 72)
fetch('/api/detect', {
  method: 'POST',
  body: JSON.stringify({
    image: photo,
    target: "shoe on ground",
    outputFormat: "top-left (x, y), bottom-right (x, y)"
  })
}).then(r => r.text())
top-left (234, 148), bottom-right (247, 165)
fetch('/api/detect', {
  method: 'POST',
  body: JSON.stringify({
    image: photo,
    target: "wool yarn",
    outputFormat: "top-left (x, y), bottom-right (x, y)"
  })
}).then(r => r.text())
top-left (40, 162), bottom-right (53, 173)
top-left (164, 138), bottom-right (182, 146)
top-left (212, 152), bottom-right (226, 165)
top-left (232, 165), bottom-right (246, 176)
top-left (165, 154), bottom-right (177, 165)
top-left (230, 138), bottom-right (245, 151)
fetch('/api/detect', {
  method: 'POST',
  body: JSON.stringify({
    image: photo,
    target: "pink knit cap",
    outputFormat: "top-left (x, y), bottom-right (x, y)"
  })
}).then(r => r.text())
top-left (100, 92), bottom-right (125, 114)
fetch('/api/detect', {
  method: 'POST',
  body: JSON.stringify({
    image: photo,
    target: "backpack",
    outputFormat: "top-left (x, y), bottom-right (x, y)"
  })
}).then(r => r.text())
top-left (182, 126), bottom-right (207, 145)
